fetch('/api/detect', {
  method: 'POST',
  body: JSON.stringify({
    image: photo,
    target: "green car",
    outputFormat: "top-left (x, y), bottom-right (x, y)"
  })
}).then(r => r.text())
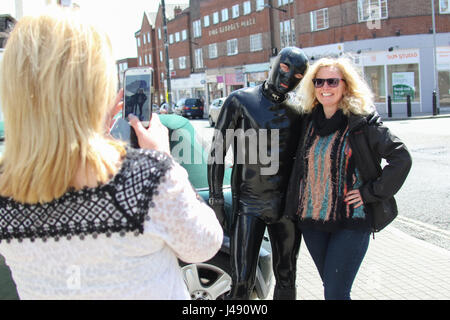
top-left (0, 114), bottom-right (273, 300)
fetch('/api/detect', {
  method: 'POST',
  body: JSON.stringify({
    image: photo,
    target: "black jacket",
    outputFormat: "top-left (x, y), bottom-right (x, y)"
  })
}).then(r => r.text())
top-left (284, 112), bottom-right (412, 232)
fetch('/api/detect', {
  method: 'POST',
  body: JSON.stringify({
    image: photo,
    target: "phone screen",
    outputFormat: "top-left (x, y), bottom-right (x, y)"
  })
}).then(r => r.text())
top-left (124, 69), bottom-right (152, 126)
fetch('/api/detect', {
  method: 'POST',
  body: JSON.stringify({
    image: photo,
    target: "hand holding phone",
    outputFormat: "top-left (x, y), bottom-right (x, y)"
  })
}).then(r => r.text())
top-left (123, 67), bottom-right (153, 148)
top-left (128, 114), bottom-right (170, 154)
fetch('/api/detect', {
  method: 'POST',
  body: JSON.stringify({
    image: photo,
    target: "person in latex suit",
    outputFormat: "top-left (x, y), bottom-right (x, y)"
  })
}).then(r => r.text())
top-left (207, 47), bottom-right (309, 300)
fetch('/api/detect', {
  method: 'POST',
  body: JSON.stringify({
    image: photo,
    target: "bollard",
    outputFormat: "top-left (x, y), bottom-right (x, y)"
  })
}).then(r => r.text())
top-left (387, 95), bottom-right (392, 118)
top-left (406, 95), bottom-right (411, 117)
top-left (432, 90), bottom-right (437, 116)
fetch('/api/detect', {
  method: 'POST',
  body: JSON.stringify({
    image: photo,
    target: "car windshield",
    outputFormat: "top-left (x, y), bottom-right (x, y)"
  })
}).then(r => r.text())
top-left (158, 114), bottom-right (231, 189)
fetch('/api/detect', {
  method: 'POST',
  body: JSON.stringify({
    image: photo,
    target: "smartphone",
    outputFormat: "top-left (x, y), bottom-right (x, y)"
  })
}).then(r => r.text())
top-left (123, 67), bottom-right (153, 148)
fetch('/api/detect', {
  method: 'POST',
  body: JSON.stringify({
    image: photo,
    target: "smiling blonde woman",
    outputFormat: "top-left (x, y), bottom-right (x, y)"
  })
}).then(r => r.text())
top-left (284, 57), bottom-right (412, 300)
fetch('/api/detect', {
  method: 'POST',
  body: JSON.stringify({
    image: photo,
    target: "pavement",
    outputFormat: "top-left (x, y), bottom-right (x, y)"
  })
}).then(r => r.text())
top-left (263, 224), bottom-right (450, 300)
top-left (379, 107), bottom-right (450, 121)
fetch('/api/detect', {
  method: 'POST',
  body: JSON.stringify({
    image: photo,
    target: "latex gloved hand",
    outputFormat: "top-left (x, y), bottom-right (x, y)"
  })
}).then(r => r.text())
top-left (208, 198), bottom-right (228, 232)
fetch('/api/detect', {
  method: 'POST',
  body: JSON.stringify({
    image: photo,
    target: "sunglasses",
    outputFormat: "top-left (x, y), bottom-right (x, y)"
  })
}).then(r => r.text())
top-left (312, 78), bottom-right (345, 88)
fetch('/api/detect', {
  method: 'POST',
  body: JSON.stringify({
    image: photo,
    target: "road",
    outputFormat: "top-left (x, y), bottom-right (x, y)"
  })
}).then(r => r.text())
top-left (191, 116), bottom-right (450, 251)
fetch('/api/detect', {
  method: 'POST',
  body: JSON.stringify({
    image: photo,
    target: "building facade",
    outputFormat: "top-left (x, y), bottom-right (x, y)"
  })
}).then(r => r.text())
top-left (135, 0), bottom-right (450, 116)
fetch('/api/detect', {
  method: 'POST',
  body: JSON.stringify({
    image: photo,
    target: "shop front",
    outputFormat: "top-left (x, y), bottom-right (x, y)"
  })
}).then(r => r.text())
top-left (357, 48), bottom-right (421, 115)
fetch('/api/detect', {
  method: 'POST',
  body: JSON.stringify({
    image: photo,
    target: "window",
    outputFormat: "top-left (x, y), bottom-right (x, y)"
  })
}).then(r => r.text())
top-left (204, 15), bottom-right (210, 27)
top-left (169, 34), bottom-right (174, 44)
top-left (193, 19), bottom-right (202, 38)
top-left (243, 1), bottom-right (251, 15)
top-left (143, 35), bottom-right (146, 44)
top-left (137, 37), bottom-right (141, 47)
top-left (278, 0), bottom-right (291, 5)
top-left (256, 0), bottom-right (265, 11)
top-left (250, 33), bottom-right (263, 52)
top-left (148, 54), bottom-right (152, 64)
top-left (221, 8), bottom-right (229, 22)
top-left (387, 64), bottom-right (420, 102)
top-left (159, 51), bottom-right (163, 62)
top-left (280, 19), bottom-right (295, 48)
top-left (179, 56), bottom-right (187, 69)
top-left (144, 55), bottom-right (148, 64)
top-left (364, 65), bottom-right (386, 103)
top-left (440, 0), bottom-right (450, 13)
top-left (311, 8), bottom-right (329, 31)
top-left (158, 28), bottom-right (161, 39)
top-left (169, 58), bottom-right (174, 71)
top-left (195, 48), bottom-right (203, 68)
top-left (175, 32), bottom-right (180, 42)
top-left (209, 43), bottom-right (218, 59)
top-left (232, 4), bottom-right (240, 18)
top-left (227, 38), bottom-right (238, 56)
top-left (147, 32), bottom-right (151, 43)
top-left (181, 29), bottom-right (187, 41)
top-left (139, 56), bottom-right (142, 66)
top-left (213, 11), bottom-right (219, 24)
top-left (357, 0), bottom-right (388, 22)
top-left (160, 72), bottom-right (164, 82)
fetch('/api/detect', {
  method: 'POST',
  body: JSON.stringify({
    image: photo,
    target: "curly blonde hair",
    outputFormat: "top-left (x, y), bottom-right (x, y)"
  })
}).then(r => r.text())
top-left (0, 8), bottom-right (125, 203)
top-left (297, 57), bottom-right (374, 116)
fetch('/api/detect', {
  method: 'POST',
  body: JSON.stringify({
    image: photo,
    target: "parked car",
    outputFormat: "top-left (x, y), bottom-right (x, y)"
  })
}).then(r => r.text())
top-left (0, 114), bottom-right (273, 300)
top-left (178, 98), bottom-right (204, 119)
top-left (208, 97), bottom-right (226, 127)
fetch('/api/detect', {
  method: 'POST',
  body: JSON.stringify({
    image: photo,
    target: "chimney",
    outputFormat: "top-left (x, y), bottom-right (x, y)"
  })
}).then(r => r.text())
top-left (174, 6), bottom-right (182, 16)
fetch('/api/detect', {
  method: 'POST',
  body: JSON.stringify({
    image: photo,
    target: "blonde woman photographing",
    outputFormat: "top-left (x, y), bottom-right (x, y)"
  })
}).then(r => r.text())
top-left (284, 57), bottom-right (412, 300)
top-left (0, 8), bottom-right (222, 299)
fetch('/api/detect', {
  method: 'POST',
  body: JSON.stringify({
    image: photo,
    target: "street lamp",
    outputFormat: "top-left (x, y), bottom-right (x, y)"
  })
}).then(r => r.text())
top-left (431, 0), bottom-right (440, 114)
top-left (264, 4), bottom-right (287, 13)
top-left (161, 0), bottom-right (173, 113)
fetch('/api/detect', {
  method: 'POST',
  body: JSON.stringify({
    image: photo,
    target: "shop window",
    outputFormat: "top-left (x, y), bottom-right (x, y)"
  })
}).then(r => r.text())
top-left (438, 70), bottom-right (450, 106)
top-left (387, 64), bottom-right (420, 102)
top-left (364, 65), bottom-right (386, 103)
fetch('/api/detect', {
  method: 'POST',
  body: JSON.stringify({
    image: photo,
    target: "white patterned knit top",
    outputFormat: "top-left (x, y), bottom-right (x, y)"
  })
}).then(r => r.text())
top-left (0, 148), bottom-right (223, 299)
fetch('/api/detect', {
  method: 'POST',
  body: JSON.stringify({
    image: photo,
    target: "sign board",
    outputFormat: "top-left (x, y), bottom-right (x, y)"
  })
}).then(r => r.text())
top-left (392, 72), bottom-right (415, 101)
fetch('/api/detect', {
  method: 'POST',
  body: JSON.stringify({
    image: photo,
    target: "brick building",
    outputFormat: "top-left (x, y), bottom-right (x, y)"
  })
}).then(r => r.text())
top-left (136, 0), bottom-right (450, 116)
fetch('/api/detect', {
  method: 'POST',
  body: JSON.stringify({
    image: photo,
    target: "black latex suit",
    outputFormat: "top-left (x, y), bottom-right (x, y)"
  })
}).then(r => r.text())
top-left (207, 47), bottom-right (309, 300)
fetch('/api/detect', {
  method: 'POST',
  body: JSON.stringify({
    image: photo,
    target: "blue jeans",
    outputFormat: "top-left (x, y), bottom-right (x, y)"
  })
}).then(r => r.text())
top-left (301, 228), bottom-right (370, 300)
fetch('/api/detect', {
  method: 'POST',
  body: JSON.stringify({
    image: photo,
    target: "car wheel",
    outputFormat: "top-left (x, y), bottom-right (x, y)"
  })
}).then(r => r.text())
top-left (208, 116), bottom-right (214, 127)
top-left (181, 254), bottom-right (232, 300)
